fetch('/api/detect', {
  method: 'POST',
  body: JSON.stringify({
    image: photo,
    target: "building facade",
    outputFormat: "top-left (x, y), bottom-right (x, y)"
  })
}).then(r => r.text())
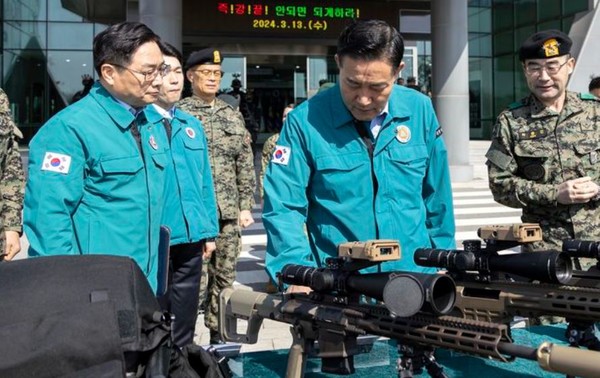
top-left (1, 0), bottom-right (595, 149)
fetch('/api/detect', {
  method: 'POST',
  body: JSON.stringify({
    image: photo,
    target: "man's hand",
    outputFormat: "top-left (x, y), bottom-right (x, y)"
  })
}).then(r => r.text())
top-left (239, 209), bottom-right (254, 228)
top-left (203, 241), bottom-right (216, 260)
top-left (286, 285), bottom-right (312, 294)
top-left (3, 231), bottom-right (21, 261)
top-left (557, 177), bottom-right (599, 205)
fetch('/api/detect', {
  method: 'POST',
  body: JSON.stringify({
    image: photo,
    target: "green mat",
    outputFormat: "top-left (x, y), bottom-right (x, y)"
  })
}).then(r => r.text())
top-left (227, 325), bottom-right (576, 377)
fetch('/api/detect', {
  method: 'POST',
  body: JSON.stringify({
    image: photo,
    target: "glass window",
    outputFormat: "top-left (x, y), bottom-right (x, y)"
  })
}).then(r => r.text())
top-left (220, 56), bottom-right (247, 91)
top-left (515, 1), bottom-right (535, 27)
top-left (48, 23), bottom-right (94, 50)
top-left (2, 0), bottom-right (47, 21)
top-left (469, 57), bottom-right (494, 120)
top-left (48, 0), bottom-right (83, 22)
top-left (492, 1), bottom-right (513, 32)
top-left (538, 20), bottom-right (561, 31)
top-left (480, 120), bottom-right (493, 139)
top-left (537, 0), bottom-right (561, 22)
top-left (3, 21), bottom-right (47, 50)
top-left (46, 50), bottom-right (94, 104)
top-left (307, 56), bottom-right (327, 94)
top-left (469, 34), bottom-right (492, 57)
top-left (513, 56), bottom-right (529, 100)
top-left (515, 26), bottom-right (535, 52)
top-left (493, 30), bottom-right (513, 56)
top-left (493, 55), bottom-right (515, 113)
top-left (402, 47), bottom-right (418, 79)
top-left (3, 48), bottom-right (48, 127)
top-left (468, 7), bottom-right (492, 33)
top-left (94, 23), bottom-right (109, 37)
top-left (562, 0), bottom-right (589, 15)
top-left (562, 16), bottom-right (575, 32)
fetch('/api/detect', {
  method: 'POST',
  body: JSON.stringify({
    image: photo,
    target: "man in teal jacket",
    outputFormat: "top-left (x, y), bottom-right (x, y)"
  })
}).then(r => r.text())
top-left (24, 22), bottom-right (170, 292)
top-left (147, 42), bottom-right (218, 347)
top-left (263, 20), bottom-right (455, 290)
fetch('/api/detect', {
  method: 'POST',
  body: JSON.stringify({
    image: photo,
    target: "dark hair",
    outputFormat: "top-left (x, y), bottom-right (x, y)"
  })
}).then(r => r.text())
top-left (337, 19), bottom-right (404, 69)
top-left (93, 22), bottom-right (161, 76)
top-left (589, 76), bottom-right (600, 92)
top-left (159, 41), bottom-right (183, 65)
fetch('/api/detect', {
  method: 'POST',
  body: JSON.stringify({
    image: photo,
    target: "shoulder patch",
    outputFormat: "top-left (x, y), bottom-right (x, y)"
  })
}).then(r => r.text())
top-left (507, 100), bottom-right (526, 110)
top-left (271, 145), bottom-right (291, 165)
top-left (580, 93), bottom-right (599, 101)
top-left (41, 152), bottom-right (72, 174)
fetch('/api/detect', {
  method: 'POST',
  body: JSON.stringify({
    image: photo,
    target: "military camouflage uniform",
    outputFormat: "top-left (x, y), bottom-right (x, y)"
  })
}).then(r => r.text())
top-left (177, 95), bottom-right (256, 332)
top-left (0, 89), bottom-right (25, 254)
top-left (486, 91), bottom-right (600, 254)
top-left (259, 133), bottom-right (279, 198)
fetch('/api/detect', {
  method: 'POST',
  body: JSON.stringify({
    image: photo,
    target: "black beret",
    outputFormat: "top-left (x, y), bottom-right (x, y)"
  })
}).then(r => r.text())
top-left (184, 48), bottom-right (222, 71)
top-left (519, 29), bottom-right (572, 61)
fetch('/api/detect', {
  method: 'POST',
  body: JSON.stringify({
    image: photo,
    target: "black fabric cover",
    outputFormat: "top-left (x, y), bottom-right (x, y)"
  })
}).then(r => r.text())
top-left (0, 255), bottom-right (171, 378)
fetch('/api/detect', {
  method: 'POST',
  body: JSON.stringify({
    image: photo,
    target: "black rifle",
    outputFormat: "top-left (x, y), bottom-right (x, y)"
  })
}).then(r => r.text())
top-left (219, 239), bottom-right (600, 377)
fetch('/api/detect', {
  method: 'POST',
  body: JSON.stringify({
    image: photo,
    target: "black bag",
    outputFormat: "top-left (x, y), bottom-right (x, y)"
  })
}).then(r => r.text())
top-left (0, 255), bottom-right (172, 377)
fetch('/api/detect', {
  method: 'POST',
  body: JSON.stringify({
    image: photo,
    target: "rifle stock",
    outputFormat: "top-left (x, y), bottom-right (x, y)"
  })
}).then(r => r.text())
top-left (219, 287), bottom-right (600, 377)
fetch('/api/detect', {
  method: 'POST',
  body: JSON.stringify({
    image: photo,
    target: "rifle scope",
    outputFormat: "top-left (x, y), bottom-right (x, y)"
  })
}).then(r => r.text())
top-left (279, 264), bottom-right (456, 317)
top-left (562, 239), bottom-right (600, 260)
top-left (413, 243), bottom-right (572, 284)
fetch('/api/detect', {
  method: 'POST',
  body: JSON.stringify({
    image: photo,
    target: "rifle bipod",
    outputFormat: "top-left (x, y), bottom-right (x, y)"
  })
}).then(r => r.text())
top-left (397, 344), bottom-right (448, 378)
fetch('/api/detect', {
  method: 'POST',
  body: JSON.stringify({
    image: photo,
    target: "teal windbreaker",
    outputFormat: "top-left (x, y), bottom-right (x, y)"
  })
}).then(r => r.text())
top-left (145, 105), bottom-right (218, 246)
top-left (24, 83), bottom-right (170, 292)
top-left (263, 84), bottom-right (455, 281)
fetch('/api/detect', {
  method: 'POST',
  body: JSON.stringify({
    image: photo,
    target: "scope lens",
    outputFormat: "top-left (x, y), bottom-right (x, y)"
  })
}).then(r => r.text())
top-left (552, 252), bottom-right (573, 284)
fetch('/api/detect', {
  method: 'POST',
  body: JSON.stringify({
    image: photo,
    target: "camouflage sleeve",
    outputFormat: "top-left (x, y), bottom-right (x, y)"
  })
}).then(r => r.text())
top-left (236, 127), bottom-right (256, 212)
top-left (0, 89), bottom-right (25, 232)
top-left (1, 136), bottom-right (25, 232)
top-left (486, 114), bottom-right (557, 208)
top-left (259, 134), bottom-right (278, 199)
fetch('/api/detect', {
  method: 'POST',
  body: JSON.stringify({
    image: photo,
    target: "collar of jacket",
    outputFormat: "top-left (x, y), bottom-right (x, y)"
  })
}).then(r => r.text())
top-left (528, 91), bottom-right (584, 119)
top-left (89, 82), bottom-right (138, 130)
top-left (328, 84), bottom-right (414, 129)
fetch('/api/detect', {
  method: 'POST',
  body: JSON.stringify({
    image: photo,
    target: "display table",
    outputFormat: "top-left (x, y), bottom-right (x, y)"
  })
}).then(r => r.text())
top-left (228, 324), bottom-right (581, 377)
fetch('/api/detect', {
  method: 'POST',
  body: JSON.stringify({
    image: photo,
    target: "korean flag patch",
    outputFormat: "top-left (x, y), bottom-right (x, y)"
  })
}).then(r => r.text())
top-left (272, 145), bottom-right (291, 166)
top-left (41, 152), bottom-right (72, 174)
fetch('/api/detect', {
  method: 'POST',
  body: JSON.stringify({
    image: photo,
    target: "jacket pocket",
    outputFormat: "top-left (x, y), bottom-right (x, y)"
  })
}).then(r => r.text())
top-left (314, 153), bottom-right (367, 172)
top-left (514, 141), bottom-right (550, 182)
top-left (182, 135), bottom-right (205, 150)
top-left (150, 152), bottom-right (167, 169)
top-left (100, 156), bottom-right (144, 174)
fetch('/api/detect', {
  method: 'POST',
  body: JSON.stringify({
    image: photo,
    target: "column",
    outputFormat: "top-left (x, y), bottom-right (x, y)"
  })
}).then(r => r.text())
top-left (138, 0), bottom-right (182, 51)
top-left (431, 0), bottom-right (473, 182)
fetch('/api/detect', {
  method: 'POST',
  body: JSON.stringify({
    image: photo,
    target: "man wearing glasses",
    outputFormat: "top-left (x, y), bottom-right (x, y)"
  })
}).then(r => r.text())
top-left (486, 30), bottom-right (600, 254)
top-left (24, 22), bottom-right (170, 292)
top-left (178, 48), bottom-right (255, 344)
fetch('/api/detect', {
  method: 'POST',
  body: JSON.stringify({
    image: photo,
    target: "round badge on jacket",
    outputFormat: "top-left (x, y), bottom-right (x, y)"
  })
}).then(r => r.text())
top-left (396, 125), bottom-right (411, 143)
top-left (149, 135), bottom-right (158, 150)
top-left (185, 127), bottom-right (196, 138)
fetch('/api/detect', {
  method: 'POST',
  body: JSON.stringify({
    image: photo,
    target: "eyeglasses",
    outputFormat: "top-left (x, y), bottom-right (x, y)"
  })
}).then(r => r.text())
top-left (194, 69), bottom-right (224, 78)
top-left (524, 58), bottom-right (570, 76)
top-left (111, 63), bottom-right (170, 82)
